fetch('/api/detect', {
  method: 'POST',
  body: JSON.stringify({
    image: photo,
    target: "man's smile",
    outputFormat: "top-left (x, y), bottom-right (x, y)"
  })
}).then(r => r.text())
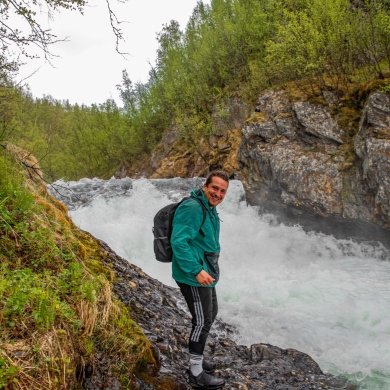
top-left (203, 176), bottom-right (228, 207)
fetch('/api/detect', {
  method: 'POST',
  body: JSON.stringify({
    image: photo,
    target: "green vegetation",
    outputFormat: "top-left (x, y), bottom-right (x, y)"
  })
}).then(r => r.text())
top-left (0, 89), bottom-right (133, 181)
top-left (265, 0), bottom-right (390, 100)
top-left (0, 146), bottom-right (155, 388)
top-left (1, 0), bottom-right (390, 183)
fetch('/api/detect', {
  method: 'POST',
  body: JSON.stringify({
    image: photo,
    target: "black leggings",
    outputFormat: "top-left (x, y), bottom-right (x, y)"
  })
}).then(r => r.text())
top-left (177, 282), bottom-right (218, 355)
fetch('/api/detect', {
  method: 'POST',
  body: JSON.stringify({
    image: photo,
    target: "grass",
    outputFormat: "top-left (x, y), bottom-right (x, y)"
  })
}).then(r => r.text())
top-left (0, 145), bottom-right (155, 389)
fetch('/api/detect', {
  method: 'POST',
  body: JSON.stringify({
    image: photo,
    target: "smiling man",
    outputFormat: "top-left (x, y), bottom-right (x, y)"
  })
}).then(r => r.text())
top-left (171, 170), bottom-right (229, 389)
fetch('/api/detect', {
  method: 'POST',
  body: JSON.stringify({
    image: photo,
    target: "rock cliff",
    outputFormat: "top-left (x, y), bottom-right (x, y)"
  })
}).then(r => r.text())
top-left (116, 98), bottom-right (251, 180)
top-left (239, 91), bottom-right (390, 243)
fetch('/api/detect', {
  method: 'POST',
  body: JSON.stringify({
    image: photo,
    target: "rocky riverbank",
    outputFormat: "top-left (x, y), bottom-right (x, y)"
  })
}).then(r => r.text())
top-left (86, 239), bottom-right (357, 390)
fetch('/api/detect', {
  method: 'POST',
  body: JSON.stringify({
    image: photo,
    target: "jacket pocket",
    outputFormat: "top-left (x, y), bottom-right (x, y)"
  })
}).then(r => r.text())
top-left (204, 252), bottom-right (220, 282)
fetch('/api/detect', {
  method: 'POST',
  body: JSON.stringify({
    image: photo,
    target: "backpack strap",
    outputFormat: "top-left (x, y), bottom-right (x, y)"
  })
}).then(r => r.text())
top-left (188, 196), bottom-right (207, 238)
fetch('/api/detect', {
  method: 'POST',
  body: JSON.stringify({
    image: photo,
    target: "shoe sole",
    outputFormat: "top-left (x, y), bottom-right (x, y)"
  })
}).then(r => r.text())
top-left (187, 369), bottom-right (224, 389)
top-left (189, 383), bottom-right (224, 390)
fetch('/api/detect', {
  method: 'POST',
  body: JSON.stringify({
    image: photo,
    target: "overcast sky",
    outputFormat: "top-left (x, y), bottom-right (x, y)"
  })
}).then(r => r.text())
top-left (15, 0), bottom-right (210, 106)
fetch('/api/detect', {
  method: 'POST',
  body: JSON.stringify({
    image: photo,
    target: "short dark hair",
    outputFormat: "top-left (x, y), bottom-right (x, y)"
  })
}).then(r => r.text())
top-left (205, 170), bottom-right (229, 187)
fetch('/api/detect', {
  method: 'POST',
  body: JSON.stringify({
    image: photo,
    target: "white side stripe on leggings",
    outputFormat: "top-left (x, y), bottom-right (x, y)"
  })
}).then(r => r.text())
top-left (190, 286), bottom-right (204, 342)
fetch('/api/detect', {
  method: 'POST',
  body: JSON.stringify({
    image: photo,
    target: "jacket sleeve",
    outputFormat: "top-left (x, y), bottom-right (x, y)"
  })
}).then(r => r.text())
top-left (171, 199), bottom-right (204, 278)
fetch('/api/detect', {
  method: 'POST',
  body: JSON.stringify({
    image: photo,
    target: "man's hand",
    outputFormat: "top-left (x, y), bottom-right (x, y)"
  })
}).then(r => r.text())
top-left (196, 270), bottom-right (215, 286)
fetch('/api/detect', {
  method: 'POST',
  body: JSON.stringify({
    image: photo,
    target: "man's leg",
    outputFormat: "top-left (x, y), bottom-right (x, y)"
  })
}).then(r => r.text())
top-left (176, 283), bottom-right (215, 371)
top-left (177, 282), bottom-right (225, 388)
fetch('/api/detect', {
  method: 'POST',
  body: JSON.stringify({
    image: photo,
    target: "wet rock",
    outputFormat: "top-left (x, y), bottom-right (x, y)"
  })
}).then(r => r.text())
top-left (90, 240), bottom-right (356, 390)
top-left (239, 90), bottom-right (390, 245)
top-left (249, 344), bottom-right (283, 362)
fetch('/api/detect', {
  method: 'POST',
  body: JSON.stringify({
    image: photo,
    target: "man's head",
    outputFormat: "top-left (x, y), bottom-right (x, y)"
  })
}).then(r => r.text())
top-left (203, 170), bottom-right (229, 207)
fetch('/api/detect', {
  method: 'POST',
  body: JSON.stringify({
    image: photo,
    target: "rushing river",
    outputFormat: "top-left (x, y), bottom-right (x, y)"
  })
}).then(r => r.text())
top-left (51, 177), bottom-right (390, 390)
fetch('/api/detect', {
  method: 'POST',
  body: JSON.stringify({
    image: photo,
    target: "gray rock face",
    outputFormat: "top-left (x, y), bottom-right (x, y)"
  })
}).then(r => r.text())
top-left (238, 91), bottom-right (390, 243)
top-left (88, 240), bottom-right (356, 390)
top-left (354, 93), bottom-right (390, 226)
top-left (293, 101), bottom-right (343, 144)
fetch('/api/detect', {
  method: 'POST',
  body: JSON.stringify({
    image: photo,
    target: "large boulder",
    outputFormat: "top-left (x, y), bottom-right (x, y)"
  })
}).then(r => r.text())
top-left (238, 91), bottom-right (390, 243)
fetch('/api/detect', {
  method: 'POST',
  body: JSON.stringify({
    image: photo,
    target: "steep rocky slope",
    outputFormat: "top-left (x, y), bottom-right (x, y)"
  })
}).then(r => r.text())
top-left (0, 145), bottom-right (155, 389)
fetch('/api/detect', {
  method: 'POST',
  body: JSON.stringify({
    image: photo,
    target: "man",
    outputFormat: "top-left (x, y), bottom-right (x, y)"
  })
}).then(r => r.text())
top-left (171, 170), bottom-right (229, 389)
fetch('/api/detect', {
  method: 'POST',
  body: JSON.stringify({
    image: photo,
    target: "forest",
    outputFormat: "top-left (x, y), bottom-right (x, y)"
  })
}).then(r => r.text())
top-left (1, 0), bottom-right (390, 181)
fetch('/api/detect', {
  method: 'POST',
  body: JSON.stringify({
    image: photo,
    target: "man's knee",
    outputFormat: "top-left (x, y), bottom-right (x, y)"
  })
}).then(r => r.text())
top-left (192, 317), bottom-right (212, 333)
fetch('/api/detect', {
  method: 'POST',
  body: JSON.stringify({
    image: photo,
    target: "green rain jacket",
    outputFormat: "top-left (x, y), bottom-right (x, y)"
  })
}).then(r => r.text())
top-left (171, 188), bottom-right (221, 287)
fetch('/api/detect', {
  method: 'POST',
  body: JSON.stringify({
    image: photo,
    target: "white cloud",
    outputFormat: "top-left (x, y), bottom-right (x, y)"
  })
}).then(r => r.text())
top-left (15, 0), bottom-right (210, 106)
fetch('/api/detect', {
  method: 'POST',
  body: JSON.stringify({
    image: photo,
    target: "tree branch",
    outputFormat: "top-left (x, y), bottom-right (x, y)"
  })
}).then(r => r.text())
top-left (105, 0), bottom-right (129, 57)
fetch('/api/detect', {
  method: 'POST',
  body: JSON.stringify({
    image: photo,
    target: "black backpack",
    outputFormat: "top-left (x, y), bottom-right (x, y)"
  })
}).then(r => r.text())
top-left (153, 196), bottom-right (207, 263)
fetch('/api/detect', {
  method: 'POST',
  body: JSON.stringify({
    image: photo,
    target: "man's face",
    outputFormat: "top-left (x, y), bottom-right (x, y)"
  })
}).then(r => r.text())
top-left (203, 176), bottom-right (229, 207)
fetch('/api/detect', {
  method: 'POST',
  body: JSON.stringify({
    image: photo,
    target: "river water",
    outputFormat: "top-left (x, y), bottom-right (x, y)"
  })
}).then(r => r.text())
top-left (51, 177), bottom-right (390, 389)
